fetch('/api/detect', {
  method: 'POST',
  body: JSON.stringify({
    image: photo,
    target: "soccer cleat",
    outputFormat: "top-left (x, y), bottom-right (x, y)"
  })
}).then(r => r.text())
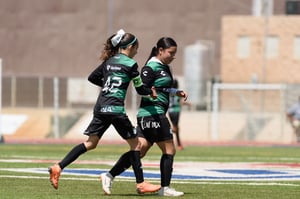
top-left (136, 181), bottom-right (161, 194)
top-left (48, 164), bottom-right (61, 189)
top-left (158, 186), bottom-right (184, 197)
top-left (100, 173), bottom-right (113, 195)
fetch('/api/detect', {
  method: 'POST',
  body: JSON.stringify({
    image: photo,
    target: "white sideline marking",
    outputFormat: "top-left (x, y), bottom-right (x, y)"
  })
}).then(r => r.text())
top-left (0, 174), bottom-right (299, 187)
top-left (1, 159), bottom-right (300, 181)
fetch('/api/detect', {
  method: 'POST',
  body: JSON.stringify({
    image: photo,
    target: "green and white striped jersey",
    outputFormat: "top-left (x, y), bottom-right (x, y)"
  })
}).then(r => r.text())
top-left (169, 95), bottom-right (181, 113)
top-left (88, 53), bottom-right (151, 115)
top-left (137, 57), bottom-right (173, 117)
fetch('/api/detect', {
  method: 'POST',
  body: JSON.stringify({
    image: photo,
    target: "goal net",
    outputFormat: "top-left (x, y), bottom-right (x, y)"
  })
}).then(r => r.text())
top-left (211, 83), bottom-right (288, 142)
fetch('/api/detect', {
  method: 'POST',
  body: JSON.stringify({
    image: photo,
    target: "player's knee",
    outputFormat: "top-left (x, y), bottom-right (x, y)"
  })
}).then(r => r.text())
top-left (140, 141), bottom-right (150, 158)
top-left (84, 141), bottom-right (97, 150)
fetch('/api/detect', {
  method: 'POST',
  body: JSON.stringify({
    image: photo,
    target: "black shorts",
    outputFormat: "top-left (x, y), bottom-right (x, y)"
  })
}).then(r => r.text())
top-left (137, 114), bottom-right (173, 145)
top-left (84, 113), bottom-right (136, 140)
top-left (168, 112), bottom-right (180, 126)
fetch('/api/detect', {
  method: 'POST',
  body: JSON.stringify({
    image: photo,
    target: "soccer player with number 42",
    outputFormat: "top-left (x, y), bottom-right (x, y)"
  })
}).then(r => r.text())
top-left (48, 29), bottom-right (160, 195)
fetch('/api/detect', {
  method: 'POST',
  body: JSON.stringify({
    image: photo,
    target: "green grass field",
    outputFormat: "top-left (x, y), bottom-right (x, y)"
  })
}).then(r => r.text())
top-left (1, 143), bottom-right (300, 198)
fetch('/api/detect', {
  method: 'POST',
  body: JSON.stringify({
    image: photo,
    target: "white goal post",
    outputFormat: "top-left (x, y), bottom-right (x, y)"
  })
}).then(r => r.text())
top-left (0, 58), bottom-right (2, 137)
top-left (211, 83), bottom-right (287, 141)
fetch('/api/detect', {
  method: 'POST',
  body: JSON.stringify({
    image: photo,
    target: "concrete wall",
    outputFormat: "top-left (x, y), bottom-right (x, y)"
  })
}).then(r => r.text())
top-left (0, 0), bottom-right (291, 108)
top-left (0, 0), bottom-right (259, 78)
top-left (221, 15), bottom-right (300, 83)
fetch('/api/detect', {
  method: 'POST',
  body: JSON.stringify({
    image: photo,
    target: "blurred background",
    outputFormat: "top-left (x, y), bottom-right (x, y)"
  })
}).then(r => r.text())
top-left (1, 0), bottom-right (300, 144)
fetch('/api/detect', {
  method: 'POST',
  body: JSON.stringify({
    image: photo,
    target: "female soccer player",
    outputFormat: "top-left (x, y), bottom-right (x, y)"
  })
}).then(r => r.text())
top-left (48, 29), bottom-right (160, 195)
top-left (168, 78), bottom-right (191, 150)
top-left (100, 37), bottom-right (188, 196)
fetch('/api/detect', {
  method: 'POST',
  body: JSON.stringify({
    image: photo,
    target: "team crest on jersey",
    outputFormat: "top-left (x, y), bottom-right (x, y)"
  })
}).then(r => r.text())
top-left (142, 71), bottom-right (148, 76)
top-left (160, 70), bottom-right (167, 76)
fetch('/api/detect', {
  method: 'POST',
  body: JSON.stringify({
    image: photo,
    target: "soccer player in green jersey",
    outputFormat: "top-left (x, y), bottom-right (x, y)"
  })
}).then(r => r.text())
top-left (48, 29), bottom-right (160, 195)
top-left (101, 37), bottom-right (188, 197)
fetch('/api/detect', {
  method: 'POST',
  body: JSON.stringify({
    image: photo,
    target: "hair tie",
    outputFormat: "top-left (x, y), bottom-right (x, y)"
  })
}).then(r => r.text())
top-left (111, 29), bottom-right (125, 47)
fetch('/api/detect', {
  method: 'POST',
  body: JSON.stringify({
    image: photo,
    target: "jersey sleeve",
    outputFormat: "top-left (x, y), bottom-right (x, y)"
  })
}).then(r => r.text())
top-left (140, 66), bottom-right (155, 86)
top-left (88, 63), bottom-right (104, 87)
top-left (131, 64), bottom-right (152, 95)
top-left (130, 63), bottom-right (140, 79)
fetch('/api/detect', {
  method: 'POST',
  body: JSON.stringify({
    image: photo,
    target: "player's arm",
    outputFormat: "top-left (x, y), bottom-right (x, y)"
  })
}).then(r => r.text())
top-left (88, 64), bottom-right (104, 87)
top-left (157, 88), bottom-right (188, 101)
top-left (177, 90), bottom-right (188, 101)
top-left (286, 105), bottom-right (297, 123)
top-left (132, 64), bottom-right (157, 99)
top-left (132, 75), bottom-right (157, 99)
top-left (180, 97), bottom-right (192, 109)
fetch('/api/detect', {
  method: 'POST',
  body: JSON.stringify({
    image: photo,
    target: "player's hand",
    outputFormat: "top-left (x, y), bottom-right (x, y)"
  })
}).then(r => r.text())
top-left (150, 86), bottom-right (157, 99)
top-left (176, 90), bottom-right (188, 101)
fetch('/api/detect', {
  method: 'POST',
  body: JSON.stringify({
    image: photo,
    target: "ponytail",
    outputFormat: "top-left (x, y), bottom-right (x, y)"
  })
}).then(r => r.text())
top-left (145, 46), bottom-right (158, 64)
top-left (99, 35), bottom-right (118, 61)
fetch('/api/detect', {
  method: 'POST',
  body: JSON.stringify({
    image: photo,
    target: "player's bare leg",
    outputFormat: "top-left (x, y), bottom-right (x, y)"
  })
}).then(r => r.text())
top-left (295, 126), bottom-right (300, 142)
top-left (172, 126), bottom-right (183, 150)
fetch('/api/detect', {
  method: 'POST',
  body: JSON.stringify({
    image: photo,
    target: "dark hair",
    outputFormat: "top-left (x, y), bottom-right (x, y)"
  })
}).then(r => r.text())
top-left (99, 35), bottom-right (118, 61)
top-left (119, 33), bottom-right (138, 49)
top-left (146, 37), bottom-right (177, 63)
top-left (99, 33), bottom-right (138, 61)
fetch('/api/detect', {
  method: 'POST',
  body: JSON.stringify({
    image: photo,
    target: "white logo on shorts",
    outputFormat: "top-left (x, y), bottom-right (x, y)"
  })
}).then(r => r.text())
top-left (140, 117), bottom-right (161, 130)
